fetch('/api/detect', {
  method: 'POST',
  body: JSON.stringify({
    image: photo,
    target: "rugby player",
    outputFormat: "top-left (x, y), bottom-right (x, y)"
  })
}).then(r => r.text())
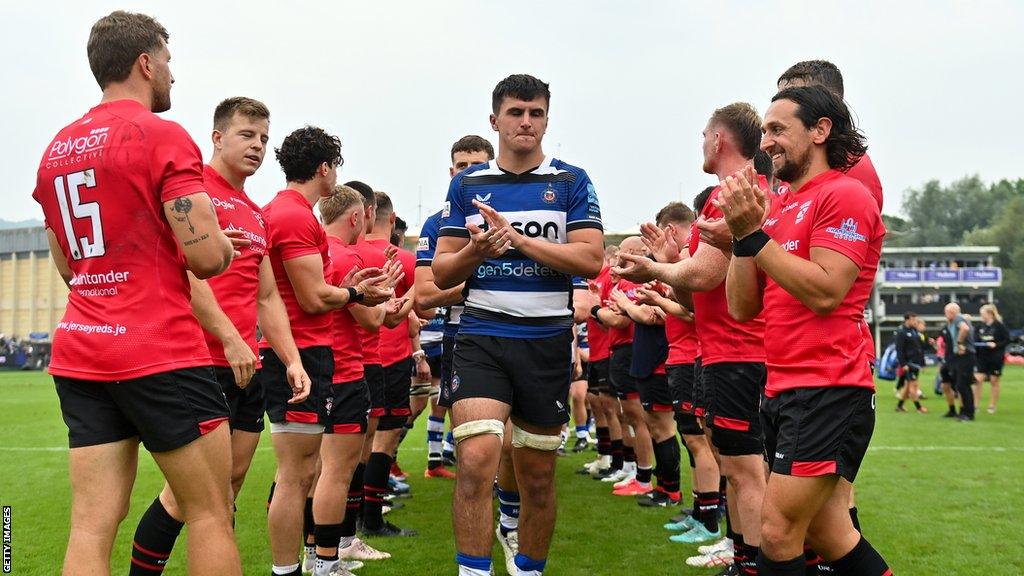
top-left (128, 97), bottom-right (313, 576)
top-left (718, 85), bottom-right (890, 575)
top-left (362, 191), bottom-right (419, 537)
top-left (433, 74), bottom-right (604, 576)
top-left (593, 237), bottom-right (654, 489)
top-left (580, 247), bottom-right (624, 478)
top-left (34, 11), bottom-right (246, 575)
top-left (260, 128), bottom-right (397, 576)
top-left (414, 135), bottom-right (494, 480)
top-left (308, 185), bottom-right (396, 574)
top-left (615, 104), bottom-right (769, 572)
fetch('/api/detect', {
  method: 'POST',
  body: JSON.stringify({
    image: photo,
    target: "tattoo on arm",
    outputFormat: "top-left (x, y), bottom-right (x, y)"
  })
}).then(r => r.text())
top-left (184, 233), bottom-right (209, 246)
top-left (173, 197), bottom-right (195, 234)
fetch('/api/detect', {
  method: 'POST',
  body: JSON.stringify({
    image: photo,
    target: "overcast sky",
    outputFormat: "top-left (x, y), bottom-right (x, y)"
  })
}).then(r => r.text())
top-left (5, 1), bottom-right (1023, 232)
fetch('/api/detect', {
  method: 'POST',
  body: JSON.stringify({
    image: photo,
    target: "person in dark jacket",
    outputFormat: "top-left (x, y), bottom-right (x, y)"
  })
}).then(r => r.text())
top-left (895, 313), bottom-right (927, 412)
top-left (974, 304), bottom-right (1009, 414)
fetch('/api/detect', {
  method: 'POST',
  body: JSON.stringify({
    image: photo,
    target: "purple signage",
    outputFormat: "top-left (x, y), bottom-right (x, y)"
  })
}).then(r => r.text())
top-left (882, 267), bottom-right (1001, 285)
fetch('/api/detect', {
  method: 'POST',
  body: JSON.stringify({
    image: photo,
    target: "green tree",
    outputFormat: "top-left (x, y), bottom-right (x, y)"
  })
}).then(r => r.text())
top-left (965, 195), bottom-right (1024, 327)
top-left (896, 175), bottom-right (997, 246)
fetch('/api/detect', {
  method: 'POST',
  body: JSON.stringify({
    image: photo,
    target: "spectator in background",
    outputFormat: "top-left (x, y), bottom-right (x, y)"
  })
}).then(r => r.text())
top-left (894, 313), bottom-right (926, 413)
top-left (943, 303), bottom-right (976, 422)
top-left (974, 303), bottom-right (1009, 414)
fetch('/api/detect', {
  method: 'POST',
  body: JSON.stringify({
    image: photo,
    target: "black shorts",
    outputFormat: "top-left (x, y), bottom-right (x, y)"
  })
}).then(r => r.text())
top-left (939, 363), bottom-right (953, 383)
top-left (587, 358), bottom-right (610, 396)
top-left (976, 353), bottom-right (1004, 378)
top-left (638, 372), bottom-right (674, 412)
top-left (261, 346), bottom-right (332, 426)
top-left (577, 360), bottom-right (590, 383)
top-left (692, 357), bottom-right (707, 418)
top-left (609, 344), bottom-right (639, 400)
top-left (667, 363), bottom-right (697, 414)
top-left (379, 357), bottom-right (413, 430)
top-left (213, 366), bottom-right (265, 433)
top-left (703, 362), bottom-right (765, 457)
top-left (364, 363), bottom-right (386, 418)
top-left (323, 378), bottom-right (370, 434)
top-left (761, 386), bottom-right (875, 483)
top-left (426, 354), bottom-right (443, 381)
top-left (55, 366), bottom-right (229, 452)
top-left (438, 335), bottom-right (457, 408)
top-left (450, 330), bottom-right (573, 427)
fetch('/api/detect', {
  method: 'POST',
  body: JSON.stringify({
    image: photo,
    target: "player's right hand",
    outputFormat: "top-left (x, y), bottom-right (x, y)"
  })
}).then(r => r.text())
top-left (223, 228), bottom-right (252, 260)
top-left (466, 222), bottom-right (512, 258)
top-left (358, 272), bottom-right (396, 306)
top-left (223, 334), bottom-right (257, 388)
top-left (612, 252), bottom-right (658, 283)
top-left (285, 361), bottom-right (311, 404)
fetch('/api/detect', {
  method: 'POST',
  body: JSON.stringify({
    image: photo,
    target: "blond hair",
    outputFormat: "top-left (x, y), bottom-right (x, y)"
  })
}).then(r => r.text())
top-left (980, 303), bottom-right (1002, 323)
top-left (319, 185), bottom-right (364, 225)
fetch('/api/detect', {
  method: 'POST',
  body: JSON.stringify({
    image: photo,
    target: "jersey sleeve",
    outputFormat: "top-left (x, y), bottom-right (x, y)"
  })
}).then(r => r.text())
top-left (416, 214), bottom-right (439, 266)
top-left (566, 170), bottom-right (603, 232)
top-left (438, 177), bottom-right (468, 238)
top-left (808, 185), bottom-right (880, 268)
top-left (572, 275), bottom-right (588, 290)
top-left (274, 206), bottom-right (325, 261)
top-left (150, 120), bottom-right (206, 203)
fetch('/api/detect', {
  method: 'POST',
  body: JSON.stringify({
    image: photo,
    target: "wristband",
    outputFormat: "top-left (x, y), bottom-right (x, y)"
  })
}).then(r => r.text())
top-left (412, 350), bottom-right (426, 361)
top-left (346, 287), bottom-right (365, 303)
top-left (732, 229), bottom-right (771, 258)
top-left (590, 305), bottom-right (605, 325)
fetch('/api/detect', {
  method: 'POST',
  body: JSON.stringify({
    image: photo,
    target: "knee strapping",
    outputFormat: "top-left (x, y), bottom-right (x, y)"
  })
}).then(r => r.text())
top-left (511, 423), bottom-right (562, 451)
top-left (452, 419), bottom-right (505, 444)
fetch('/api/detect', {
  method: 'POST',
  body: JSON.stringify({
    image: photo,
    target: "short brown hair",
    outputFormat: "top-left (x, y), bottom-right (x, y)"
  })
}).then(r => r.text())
top-left (655, 202), bottom-right (694, 227)
top-left (87, 11), bottom-right (169, 89)
top-left (450, 135), bottom-right (495, 162)
top-left (213, 97), bottom-right (270, 132)
top-left (374, 191), bottom-right (394, 222)
top-left (319, 186), bottom-right (365, 225)
top-left (709, 102), bottom-right (762, 160)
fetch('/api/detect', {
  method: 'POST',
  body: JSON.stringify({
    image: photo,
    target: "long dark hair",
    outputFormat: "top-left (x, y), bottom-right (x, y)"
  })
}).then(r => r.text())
top-left (772, 86), bottom-right (867, 172)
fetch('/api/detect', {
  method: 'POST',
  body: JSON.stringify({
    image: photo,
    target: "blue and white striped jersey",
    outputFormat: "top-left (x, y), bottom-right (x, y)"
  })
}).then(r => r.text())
top-left (416, 210), bottom-right (464, 338)
top-left (438, 157), bottom-right (603, 339)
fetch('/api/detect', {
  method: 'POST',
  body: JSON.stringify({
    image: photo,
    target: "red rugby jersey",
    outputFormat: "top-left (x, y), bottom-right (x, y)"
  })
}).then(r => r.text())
top-left (201, 165), bottom-right (268, 367)
top-left (607, 278), bottom-right (638, 348)
top-left (586, 266), bottom-right (613, 362)
top-left (760, 169), bottom-right (885, 396)
top-left (845, 154), bottom-right (883, 211)
top-left (370, 239), bottom-right (415, 366)
top-left (688, 183), bottom-right (766, 365)
top-left (32, 99), bottom-right (211, 380)
top-left (665, 313), bottom-right (699, 365)
top-left (327, 236), bottom-right (365, 383)
top-left (351, 238), bottom-right (388, 365)
top-left (259, 190), bottom-right (333, 349)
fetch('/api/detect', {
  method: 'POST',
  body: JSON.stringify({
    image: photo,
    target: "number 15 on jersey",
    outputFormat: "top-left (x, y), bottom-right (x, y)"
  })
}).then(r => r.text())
top-left (54, 169), bottom-right (105, 260)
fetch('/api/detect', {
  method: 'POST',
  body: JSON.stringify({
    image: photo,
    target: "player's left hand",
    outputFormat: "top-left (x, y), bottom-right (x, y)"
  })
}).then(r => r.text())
top-left (474, 200), bottom-right (525, 249)
top-left (285, 361), bottom-right (312, 404)
top-left (610, 287), bottom-right (631, 308)
top-left (695, 216), bottom-right (733, 253)
top-left (383, 244), bottom-right (399, 261)
top-left (715, 165), bottom-right (768, 240)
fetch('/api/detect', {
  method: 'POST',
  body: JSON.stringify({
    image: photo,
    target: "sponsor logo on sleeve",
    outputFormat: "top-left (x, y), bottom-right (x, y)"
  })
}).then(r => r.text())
top-left (826, 218), bottom-right (868, 242)
top-left (416, 237), bottom-right (429, 251)
top-left (442, 201), bottom-right (451, 218)
top-left (586, 183), bottom-right (602, 219)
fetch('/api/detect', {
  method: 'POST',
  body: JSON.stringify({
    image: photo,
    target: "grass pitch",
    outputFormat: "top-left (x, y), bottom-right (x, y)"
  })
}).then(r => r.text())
top-left (1, 366), bottom-right (1022, 575)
